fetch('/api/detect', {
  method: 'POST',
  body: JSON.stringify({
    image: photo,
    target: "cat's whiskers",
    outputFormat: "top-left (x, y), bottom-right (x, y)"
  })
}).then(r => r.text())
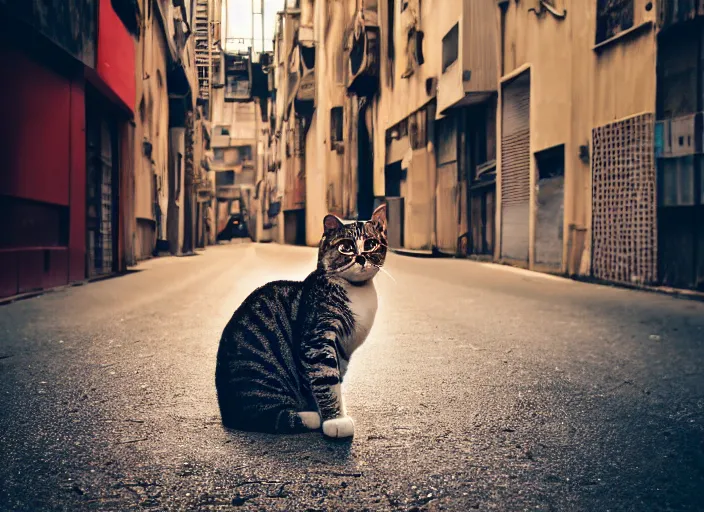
top-left (372, 263), bottom-right (397, 284)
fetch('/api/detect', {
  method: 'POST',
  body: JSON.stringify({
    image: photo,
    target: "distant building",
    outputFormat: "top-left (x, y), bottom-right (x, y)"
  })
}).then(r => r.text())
top-left (209, 48), bottom-right (279, 243)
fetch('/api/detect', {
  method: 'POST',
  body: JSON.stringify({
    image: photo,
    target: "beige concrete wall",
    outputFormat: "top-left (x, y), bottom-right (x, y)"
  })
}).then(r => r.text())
top-left (167, 127), bottom-right (186, 254)
top-left (134, 2), bottom-right (171, 258)
top-left (404, 147), bottom-right (436, 249)
top-left (435, 0), bottom-right (498, 114)
top-left (305, 109), bottom-right (321, 246)
top-left (313, 0), bottom-right (350, 229)
top-left (377, 0), bottom-right (441, 129)
top-left (301, 0), bottom-right (357, 246)
top-left (497, 0), bottom-right (657, 275)
top-left (574, 0), bottom-right (657, 275)
top-left (373, 0), bottom-right (438, 249)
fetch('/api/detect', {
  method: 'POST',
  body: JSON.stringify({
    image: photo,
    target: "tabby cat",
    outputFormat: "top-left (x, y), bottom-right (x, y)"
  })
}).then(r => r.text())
top-left (215, 204), bottom-right (387, 438)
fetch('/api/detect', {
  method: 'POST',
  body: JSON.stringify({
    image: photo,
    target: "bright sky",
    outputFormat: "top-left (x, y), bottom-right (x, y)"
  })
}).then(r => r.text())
top-left (223, 0), bottom-right (284, 55)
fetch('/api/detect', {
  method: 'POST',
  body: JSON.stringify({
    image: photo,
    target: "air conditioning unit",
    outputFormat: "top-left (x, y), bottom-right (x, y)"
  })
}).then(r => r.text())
top-left (655, 112), bottom-right (703, 158)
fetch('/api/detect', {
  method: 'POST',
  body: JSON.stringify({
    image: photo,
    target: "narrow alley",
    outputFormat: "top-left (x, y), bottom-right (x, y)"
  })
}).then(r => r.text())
top-left (1, 243), bottom-right (703, 511)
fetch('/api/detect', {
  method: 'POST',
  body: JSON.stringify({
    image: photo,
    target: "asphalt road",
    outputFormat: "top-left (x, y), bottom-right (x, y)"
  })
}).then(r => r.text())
top-left (1, 242), bottom-right (703, 512)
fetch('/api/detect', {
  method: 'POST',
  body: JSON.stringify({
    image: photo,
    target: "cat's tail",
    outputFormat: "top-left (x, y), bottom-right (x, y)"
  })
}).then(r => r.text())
top-left (220, 402), bottom-right (320, 434)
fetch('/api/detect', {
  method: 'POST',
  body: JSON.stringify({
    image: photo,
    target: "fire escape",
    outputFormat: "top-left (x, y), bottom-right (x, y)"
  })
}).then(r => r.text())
top-left (195, 0), bottom-right (220, 114)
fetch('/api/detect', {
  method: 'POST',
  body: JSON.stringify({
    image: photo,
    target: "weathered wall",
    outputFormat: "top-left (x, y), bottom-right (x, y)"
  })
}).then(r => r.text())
top-left (0, 0), bottom-right (97, 67)
top-left (303, 0), bottom-right (354, 245)
top-left (306, 109), bottom-right (322, 246)
top-left (436, 0), bottom-right (498, 114)
top-left (167, 127), bottom-right (186, 254)
top-left (134, 1), bottom-right (171, 259)
top-left (497, 0), bottom-right (657, 275)
top-left (373, 0), bottom-right (447, 250)
top-left (377, 0), bottom-right (441, 129)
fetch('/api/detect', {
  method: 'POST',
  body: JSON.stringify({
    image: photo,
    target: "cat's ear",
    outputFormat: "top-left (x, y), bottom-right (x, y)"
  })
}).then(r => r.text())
top-left (323, 214), bottom-right (344, 235)
top-left (370, 203), bottom-right (387, 231)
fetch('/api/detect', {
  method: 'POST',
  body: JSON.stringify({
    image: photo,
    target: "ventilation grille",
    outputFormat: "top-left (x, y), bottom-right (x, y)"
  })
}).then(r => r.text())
top-left (592, 113), bottom-right (657, 285)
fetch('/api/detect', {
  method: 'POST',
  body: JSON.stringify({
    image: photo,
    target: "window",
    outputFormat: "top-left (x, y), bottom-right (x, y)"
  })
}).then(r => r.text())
top-left (442, 23), bottom-right (459, 73)
top-left (236, 145), bottom-right (253, 162)
top-left (436, 116), bottom-right (457, 166)
top-left (330, 107), bottom-right (344, 148)
top-left (595, 0), bottom-right (634, 44)
top-left (216, 171), bottom-right (236, 187)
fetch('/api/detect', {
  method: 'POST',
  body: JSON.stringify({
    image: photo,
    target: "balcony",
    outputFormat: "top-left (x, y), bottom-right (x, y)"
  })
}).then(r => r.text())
top-left (285, 41), bottom-right (316, 114)
top-left (224, 51), bottom-right (252, 102)
top-left (435, 0), bottom-right (498, 114)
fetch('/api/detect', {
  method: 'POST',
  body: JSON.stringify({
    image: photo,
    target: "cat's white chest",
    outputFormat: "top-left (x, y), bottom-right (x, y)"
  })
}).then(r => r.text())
top-left (342, 280), bottom-right (378, 355)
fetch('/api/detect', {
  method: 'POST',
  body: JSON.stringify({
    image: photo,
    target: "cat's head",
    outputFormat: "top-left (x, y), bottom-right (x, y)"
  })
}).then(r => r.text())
top-left (317, 204), bottom-right (388, 283)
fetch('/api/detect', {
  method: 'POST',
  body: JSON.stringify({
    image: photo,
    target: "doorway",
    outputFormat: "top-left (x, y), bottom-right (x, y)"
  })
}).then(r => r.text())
top-left (85, 87), bottom-right (119, 277)
top-left (534, 145), bottom-right (565, 268)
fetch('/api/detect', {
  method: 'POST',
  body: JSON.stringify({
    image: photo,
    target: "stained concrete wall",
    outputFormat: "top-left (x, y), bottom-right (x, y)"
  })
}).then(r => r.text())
top-left (0, 0), bottom-right (97, 67)
top-left (303, 0), bottom-right (357, 246)
top-left (167, 127), bottom-right (186, 254)
top-left (134, 0), bottom-right (171, 259)
top-left (373, 0), bottom-right (448, 250)
top-left (497, 0), bottom-right (657, 275)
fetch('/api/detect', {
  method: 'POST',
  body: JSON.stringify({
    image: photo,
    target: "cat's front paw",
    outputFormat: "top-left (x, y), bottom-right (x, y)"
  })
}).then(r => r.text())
top-left (297, 411), bottom-right (321, 430)
top-left (322, 416), bottom-right (355, 438)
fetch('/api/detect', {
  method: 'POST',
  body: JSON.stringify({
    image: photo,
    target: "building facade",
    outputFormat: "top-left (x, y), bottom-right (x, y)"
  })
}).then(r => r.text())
top-left (0, 0), bottom-right (218, 301)
top-left (263, 0), bottom-right (702, 292)
top-left (0, 0), bottom-right (137, 298)
top-left (655, 0), bottom-right (704, 291)
top-left (208, 48), bottom-right (278, 244)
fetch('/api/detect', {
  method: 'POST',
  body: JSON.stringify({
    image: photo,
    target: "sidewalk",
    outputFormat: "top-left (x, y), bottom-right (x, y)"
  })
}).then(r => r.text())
top-left (390, 246), bottom-right (704, 302)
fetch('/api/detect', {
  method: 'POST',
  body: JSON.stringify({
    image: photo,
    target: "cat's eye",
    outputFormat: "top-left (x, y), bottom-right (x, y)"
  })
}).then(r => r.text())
top-left (364, 239), bottom-right (379, 252)
top-left (337, 242), bottom-right (354, 255)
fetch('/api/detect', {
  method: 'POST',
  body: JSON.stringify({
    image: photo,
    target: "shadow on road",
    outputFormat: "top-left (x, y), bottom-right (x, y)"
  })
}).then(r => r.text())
top-left (221, 426), bottom-right (355, 467)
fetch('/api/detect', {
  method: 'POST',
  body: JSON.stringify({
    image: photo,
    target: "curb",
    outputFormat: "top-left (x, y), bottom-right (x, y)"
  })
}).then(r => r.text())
top-left (571, 275), bottom-right (704, 303)
top-left (389, 249), bottom-right (704, 303)
top-left (389, 247), bottom-right (449, 259)
top-left (0, 270), bottom-right (140, 308)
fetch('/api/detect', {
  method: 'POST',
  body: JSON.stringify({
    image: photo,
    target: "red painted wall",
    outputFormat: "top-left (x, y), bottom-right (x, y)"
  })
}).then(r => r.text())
top-left (0, 48), bottom-right (86, 298)
top-left (0, 47), bottom-right (71, 205)
top-left (96, 0), bottom-right (136, 114)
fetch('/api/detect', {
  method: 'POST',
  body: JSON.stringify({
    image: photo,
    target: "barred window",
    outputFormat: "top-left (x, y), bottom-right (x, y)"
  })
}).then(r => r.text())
top-left (595, 0), bottom-right (634, 44)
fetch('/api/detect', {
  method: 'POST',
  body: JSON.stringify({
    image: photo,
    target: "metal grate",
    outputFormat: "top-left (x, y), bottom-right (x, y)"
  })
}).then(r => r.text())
top-left (592, 113), bottom-right (657, 285)
top-left (98, 121), bottom-right (113, 274)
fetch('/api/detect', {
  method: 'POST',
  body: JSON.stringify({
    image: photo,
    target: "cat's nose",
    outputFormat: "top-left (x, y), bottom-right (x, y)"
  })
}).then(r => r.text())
top-left (355, 255), bottom-right (366, 267)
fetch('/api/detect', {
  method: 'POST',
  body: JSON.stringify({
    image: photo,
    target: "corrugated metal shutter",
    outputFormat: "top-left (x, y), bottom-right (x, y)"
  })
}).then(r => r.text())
top-left (500, 72), bottom-right (530, 262)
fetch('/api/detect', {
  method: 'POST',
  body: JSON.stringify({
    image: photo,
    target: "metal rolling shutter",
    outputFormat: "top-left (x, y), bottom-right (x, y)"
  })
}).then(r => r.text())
top-left (501, 73), bottom-right (531, 261)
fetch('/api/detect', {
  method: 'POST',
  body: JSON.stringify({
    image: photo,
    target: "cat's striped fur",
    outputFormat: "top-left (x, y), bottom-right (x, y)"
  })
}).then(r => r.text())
top-left (215, 204), bottom-right (387, 437)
